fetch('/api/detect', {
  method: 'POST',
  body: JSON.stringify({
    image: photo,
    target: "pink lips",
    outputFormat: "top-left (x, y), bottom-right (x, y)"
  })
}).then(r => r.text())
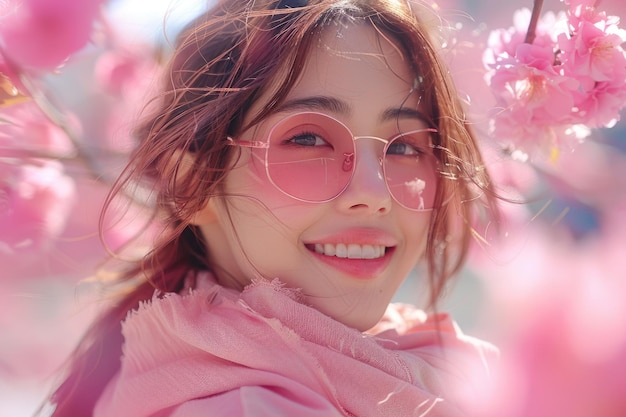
top-left (305, 228), bottom-right (396, 279)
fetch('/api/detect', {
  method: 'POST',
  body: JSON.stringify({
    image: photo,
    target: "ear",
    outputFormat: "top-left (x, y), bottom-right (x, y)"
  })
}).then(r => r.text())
top-left (190, 199), bottom-right (219, 225)
top-left (171, 151), bottom-right (221, 226)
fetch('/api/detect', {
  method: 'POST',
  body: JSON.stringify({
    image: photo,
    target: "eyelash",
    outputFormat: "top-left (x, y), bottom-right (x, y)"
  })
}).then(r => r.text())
top-left (282, 131), bottom-right (330, 147)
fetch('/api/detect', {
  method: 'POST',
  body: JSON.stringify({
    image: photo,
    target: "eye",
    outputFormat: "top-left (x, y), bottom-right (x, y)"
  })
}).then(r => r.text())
top-left (285, 131), bottom-right (331, 147)
top-left (386, 130), bottom-right (435, 156)
top-left (386, 140), bottom-right (424, 156)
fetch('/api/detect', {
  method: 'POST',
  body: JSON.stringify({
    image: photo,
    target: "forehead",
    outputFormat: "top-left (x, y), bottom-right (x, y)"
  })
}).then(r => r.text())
top-left (245, 22), bottom-right (418, 125)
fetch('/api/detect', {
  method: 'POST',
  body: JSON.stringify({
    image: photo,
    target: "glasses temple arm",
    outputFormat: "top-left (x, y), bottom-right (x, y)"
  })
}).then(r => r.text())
top-left (226, 137), bottom-right (269, 149)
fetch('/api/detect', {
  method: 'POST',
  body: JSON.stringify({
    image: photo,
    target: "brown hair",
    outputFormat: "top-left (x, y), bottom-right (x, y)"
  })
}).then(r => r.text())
top-left (48, 0), bottom-right (497, 415)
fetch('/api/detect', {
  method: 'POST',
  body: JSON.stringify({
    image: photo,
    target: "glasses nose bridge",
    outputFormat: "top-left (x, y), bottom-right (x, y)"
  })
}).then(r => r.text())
top-left (337, 134), bottom-right (394, 213)
top-left (352, 135), bottom-right (389, 144)
top-left (351, 135), bottom-right (389, 167)
top-left (345, 136), bottom-right (389, 188)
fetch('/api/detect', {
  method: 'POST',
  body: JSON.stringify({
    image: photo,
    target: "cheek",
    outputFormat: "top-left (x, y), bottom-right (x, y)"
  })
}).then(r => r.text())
top-left (227, 159), bottom-right (324, 226)
top-left (227, 154), bottom-right (284, 202)
top-left (402, 213), bottom-right (431, 257)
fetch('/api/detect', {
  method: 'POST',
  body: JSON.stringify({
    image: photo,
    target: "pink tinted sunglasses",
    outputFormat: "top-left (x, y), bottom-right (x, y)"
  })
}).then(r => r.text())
top-left (228, 112), bottom-right (439, 211)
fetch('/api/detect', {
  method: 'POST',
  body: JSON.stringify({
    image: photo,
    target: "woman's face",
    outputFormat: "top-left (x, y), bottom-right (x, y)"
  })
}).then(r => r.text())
top-left (196, 23), bottom-right (433, 331)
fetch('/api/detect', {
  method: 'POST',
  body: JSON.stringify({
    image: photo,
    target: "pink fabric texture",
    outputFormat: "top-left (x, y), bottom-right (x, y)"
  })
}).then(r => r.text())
top-left (94, 273), bottom-right (497, 416)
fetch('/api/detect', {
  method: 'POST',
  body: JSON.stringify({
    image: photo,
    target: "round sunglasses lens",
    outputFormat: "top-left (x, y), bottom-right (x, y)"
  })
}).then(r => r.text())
top-left (384, 131), bottom-right (438, 210)
top-left (266, 113), bottom-right (355, 201)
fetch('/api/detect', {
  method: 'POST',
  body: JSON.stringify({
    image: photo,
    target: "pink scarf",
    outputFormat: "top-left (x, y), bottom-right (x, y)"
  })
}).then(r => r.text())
top-left (95, 274), bottom-right (496, 416)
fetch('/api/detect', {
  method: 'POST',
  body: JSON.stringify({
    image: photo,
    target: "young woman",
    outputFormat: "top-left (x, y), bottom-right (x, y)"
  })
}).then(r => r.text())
top-left (49, 0), bottom-right (499, 415)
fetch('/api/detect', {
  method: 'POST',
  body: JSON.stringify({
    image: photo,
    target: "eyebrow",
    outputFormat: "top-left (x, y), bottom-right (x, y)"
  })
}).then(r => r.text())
top-left (274, 96), bottom-right (350, 114)
top-left (381, 107), bottom-right (430, 125)
top-left (274, 95), bottom-right (430, 124)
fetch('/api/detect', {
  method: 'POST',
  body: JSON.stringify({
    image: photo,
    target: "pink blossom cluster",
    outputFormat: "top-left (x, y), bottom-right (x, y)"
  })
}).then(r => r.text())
top-left (0, 159), bottom-right (76, 253)
top-left (0, 2), bottom-right (162, 405)
top-left (469, 192), bottom-right (626, 416)
top-left (0, 0), bottom-right (105, 70)
top-left (0, 0), bottom-right (158, 259)
top-left (483, 0), bottom-right (626, 161)
top-left (0, 101), bottom-right (77, 252)
top-left (0, 0), bottom-right (103, 252)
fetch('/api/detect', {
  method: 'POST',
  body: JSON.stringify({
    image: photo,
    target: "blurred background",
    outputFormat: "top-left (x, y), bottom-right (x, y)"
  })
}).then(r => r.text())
top-left (1, 0), bottom-right (625, 416)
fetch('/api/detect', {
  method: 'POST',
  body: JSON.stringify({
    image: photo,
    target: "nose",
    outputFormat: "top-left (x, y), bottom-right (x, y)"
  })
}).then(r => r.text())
top-left (336, 139), bottom-right (392, 215)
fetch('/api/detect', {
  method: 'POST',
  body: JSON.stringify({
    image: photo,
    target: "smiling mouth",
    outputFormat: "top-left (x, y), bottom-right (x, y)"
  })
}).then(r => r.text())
top-left (308, 243), bottom-right (388, 260)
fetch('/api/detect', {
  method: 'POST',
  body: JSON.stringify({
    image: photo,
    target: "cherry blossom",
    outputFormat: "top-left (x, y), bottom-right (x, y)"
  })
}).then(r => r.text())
top-left (471, 209), bottom-right (626, 416)
top-left (0, 159), bottom-right (76, 252)
top-left (483, 8), bottom-right (564, 63)
top-left (574, 79), bottom-right (626, 128)
top-left (486, 43), bottom-right (582, 157)
top-left (93, 42), bottom-right (161, 153)
top-left (562, 0), bottom-right (598, 10)
top-left (559, 19), bottom-right (626, 83)
top-left (0, 100), bottom-right (76, 155)
top-left (484, 2), bottom-right (626, 160)
top-left (0, 0), bottom-right (105, 69)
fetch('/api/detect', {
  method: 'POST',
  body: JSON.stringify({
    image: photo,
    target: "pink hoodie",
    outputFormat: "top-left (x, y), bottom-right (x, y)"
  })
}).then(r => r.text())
top-left (94, 273), bottom-right (497, 416)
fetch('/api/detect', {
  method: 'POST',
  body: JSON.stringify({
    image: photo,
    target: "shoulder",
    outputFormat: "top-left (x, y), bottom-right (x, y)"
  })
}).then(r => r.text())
top-left (372, 302), bottom-right (497, 356)
top-left (372, 301), bottom-right (499, 367)
top-left (370, 302), bottom-right (499, 414)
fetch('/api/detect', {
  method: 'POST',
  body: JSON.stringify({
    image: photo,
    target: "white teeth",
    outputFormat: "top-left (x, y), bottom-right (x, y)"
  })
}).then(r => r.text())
top-left (313, 243), bottom-right (386, 259)
top-left (347, 244), bottom-right (361, 259)
top-left (360, 245), bottom-right (377, 259)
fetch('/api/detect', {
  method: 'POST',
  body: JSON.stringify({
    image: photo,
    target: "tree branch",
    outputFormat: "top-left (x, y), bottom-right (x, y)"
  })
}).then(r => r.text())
top-left (524, 0), bottom-right (544, 44)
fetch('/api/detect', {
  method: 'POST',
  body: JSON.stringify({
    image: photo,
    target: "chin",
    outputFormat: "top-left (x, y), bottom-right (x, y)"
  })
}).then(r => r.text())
top-left (339, 307), bottom-right (386, 333)
top-left (311, 293), bottom-right (390, 332)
